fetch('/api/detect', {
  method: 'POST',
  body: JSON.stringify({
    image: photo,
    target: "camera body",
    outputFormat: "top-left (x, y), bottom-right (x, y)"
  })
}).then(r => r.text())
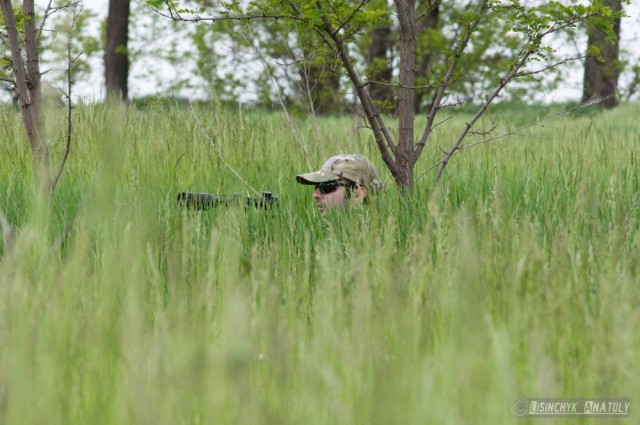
top-left (177, 191), bottom-right (278, 210)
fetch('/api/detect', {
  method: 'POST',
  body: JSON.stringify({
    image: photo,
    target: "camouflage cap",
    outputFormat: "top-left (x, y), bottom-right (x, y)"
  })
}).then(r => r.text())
top-left (296, 154), bottom-right (382, 195)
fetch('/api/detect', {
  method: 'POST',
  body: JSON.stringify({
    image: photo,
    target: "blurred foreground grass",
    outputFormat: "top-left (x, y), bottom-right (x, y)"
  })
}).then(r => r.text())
top-left (0, 102), bottom-right (638, 424)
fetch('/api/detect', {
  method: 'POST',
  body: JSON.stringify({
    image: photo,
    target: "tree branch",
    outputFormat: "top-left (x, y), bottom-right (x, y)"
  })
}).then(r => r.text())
top-left (514, 54), bottom-right (586, 78)
top-left (416, 0), bottom-right (439, 22)
top-left (148, 2), bottom-right (309, 25)
top-left (415, 101), bottom-right (603, 182)
top-left (363, 78), bottom-right (460, 90)
top-left (1, 0), bottom-right (50, 185)
top-left (36, 0), bottom-right (54, 46)
top-left (332, 0), bottom-right (368, 37)
top-left (313, 1), bottom-right (400, 176)
top-left (51, 3), bottom-right (82, 193)
top-left (415, 0), bottom-right (489, 159)
top-left (434, 46), bottom-right (533, 181)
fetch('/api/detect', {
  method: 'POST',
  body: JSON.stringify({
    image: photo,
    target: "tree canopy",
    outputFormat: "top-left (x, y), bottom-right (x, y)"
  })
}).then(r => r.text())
top-left (144, 0), bottom-right (625, 187)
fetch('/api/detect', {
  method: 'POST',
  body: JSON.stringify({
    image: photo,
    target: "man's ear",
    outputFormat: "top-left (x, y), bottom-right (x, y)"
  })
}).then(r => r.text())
top-left (354, 186), bottom-right (367, 202)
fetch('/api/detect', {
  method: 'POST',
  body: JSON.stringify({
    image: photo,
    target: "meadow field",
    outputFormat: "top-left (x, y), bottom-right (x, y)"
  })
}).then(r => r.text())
top-left (0, 102), bottom-right (638, 424)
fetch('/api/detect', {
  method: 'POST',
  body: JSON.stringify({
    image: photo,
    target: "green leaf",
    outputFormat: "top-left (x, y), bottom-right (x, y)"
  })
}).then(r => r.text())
top-left (144, 0), bottom-right (165, 8)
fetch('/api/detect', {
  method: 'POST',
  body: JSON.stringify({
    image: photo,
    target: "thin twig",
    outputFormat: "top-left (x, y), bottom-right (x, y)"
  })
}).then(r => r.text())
top-left (514, 54), bottom-right (586, 78)
top-left (363, 79), bottom-right (451, 90)
top-left (432, 9), bottom-right (598, 182)
top-left (416, 0), bottom-right (489, 157)
top-left (431, 114), bottom-right (455, 130)
top-left (434, 47), bottom-right (532, 181)
top-left (36, 0), bottom-right (54, 46)
top-left (52, 3), bottom-right (82, 192)
top-left (332, 0), bottom-right (368, 37)
top-left (315, 0), bottom-right (400, 175)
top-left (415, 101), bottom-right (602, 181)
top-left (149, 2), bottom-right (309, 25)
top-left (417, 0), bottom-right (439, 22)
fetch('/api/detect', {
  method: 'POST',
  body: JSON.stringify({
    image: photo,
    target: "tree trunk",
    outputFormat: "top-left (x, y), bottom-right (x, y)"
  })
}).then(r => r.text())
top-left (1, 0), bottom-right (51, 187)
top-left (105, 0), bottom-right (130, 103)
top-left (395, 0), bottom-right (417, 189)
top-left (582, 0), bottom-right (622, 108)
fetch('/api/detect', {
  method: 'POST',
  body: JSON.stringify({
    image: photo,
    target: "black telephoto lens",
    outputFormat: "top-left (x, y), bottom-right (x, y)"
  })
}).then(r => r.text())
top-left (177, 192), bottom-right (218, 210)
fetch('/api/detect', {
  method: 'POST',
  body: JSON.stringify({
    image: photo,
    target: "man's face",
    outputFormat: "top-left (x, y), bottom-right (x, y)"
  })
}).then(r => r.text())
top-left (313, 181), bottom-right (349, 215)
top-left (313, 180), bottom-right (365, 215)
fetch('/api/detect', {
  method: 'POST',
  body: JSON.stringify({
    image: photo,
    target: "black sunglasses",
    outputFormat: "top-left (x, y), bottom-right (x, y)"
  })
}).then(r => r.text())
top-left (315, 181), bottom-right (350, 195)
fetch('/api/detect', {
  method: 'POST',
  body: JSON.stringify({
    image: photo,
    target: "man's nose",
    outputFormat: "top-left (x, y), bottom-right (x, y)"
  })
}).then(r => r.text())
top-left (313, 188), bottom-right (322, 199)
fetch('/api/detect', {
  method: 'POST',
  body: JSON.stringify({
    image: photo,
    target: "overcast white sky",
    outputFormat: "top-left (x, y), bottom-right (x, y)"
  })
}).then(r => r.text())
top-left (31, 1), bottom-right (640, 103)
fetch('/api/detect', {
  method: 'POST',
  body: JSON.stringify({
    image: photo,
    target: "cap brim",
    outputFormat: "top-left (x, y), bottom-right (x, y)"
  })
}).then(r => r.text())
top-left (296, 170), bottom-right (341, 185)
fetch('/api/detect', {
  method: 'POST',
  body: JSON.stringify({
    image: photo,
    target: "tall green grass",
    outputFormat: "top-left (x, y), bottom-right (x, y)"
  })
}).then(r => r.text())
top-left (0, 102), bottom-right (638, 424)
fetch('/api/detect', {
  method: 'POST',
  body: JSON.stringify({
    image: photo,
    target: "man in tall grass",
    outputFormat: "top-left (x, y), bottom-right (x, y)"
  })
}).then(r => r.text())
top-left (296, 154), bottom-right (381, 215)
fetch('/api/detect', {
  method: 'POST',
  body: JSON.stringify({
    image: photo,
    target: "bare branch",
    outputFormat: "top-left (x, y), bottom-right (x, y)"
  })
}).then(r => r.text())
top-left (538, 15), bottom-right (595, 38)
top-left (514, 54), bottom-right (586, 78)
top-left (467, 120), bottom-right (496, 136)
top-left (363, 80), bottom-right (443, 90)
top-left (36, 0), bottom-right (54, 46)
top-left (147, 2), bottom-right (309, 25)
top-left (314, 1), bottom-right (400, 176)
top-left (431, 113), bottom-right (455, 130)
top-left (434, 45), bottom-right (533, 181)
top-left (415, 0), bottom-right (489, 158)
top-left (417, 2), bottom-right (593, 181)
top-left (52, 3), bottom-right (83, 193)
top-left (415, 101), bottom-right (603, 182)
top-left (1, 0), bottom-right (51, 185)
